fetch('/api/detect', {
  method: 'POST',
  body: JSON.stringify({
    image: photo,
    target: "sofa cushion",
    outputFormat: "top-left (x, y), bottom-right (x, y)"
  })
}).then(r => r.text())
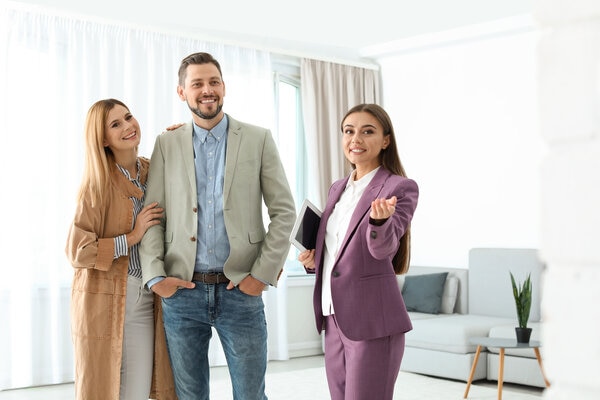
top-left (398, 267), bottom-right (468, 314)
top-left (468, 248), bottom-right (543, 320)
top-left (406, 315), bottom-right (514, 354)
top-left (440, 276), bottom-right (459, 314)
top-left (402, 272), bottom-right (448, 314)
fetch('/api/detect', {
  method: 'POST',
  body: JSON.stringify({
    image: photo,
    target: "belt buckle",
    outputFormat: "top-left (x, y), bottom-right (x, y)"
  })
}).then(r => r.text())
top-left (204, 273), bottom-right (222, 284)
top-left (203, 273), bottom-right (214, 284)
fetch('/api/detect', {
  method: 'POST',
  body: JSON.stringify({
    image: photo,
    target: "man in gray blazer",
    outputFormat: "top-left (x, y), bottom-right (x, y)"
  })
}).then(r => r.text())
top-left (140, 52), bottom-right (296, 400)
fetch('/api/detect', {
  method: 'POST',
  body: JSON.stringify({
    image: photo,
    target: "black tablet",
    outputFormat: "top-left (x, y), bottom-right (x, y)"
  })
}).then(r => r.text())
top-left (290, 199), bottom-right (322, 252)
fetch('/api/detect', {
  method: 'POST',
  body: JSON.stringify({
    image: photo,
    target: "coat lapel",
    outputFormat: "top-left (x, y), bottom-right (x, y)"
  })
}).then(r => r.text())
top-left (179, 123), bottom-right (197, 194)
top-left (223, 116), bottom-right (241, 205)
top-left (335, 168), bottom-right (390, 261)
top-left (111, 161), bottom-right (144, 200)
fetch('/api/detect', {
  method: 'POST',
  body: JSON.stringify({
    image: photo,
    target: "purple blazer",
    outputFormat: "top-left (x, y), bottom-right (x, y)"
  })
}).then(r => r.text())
top-left (311, 168), bottom-right (419, 341)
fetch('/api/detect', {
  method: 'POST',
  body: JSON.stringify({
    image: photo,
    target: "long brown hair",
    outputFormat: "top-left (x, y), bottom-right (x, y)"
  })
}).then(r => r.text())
top-left (77, 98), bottom-right (129, 207)
top-left (341, 104), bottom-right (412, 274)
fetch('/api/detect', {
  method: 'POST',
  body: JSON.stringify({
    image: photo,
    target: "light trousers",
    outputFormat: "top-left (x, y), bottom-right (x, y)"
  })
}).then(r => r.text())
top-left (120, 275), bottom-right (155, 400)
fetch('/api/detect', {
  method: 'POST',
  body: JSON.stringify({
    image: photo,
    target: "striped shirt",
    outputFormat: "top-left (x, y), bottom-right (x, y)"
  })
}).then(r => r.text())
top-left (113, 159), bottom-right (145, 278)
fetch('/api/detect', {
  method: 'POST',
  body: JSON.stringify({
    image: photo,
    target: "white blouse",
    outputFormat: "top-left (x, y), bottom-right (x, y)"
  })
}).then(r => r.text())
top-left (321, 167), bottom-right (380, 316)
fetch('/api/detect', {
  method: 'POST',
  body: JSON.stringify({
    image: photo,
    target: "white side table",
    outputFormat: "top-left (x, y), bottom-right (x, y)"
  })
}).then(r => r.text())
top-left (463, 337), bottom-right (550, 400)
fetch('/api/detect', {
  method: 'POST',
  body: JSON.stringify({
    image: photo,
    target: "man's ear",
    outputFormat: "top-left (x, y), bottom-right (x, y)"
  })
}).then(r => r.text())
top-left (176, 85), bottom-right (185, 101)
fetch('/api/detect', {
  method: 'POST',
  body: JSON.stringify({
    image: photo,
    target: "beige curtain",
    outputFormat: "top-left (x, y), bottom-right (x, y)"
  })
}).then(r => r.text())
top-left (300, 59), bottom-right (382, 208)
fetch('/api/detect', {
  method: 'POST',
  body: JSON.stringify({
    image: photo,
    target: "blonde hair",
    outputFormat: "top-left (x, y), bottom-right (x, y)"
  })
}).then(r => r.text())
top-left (77, 99), bottom-right (129, 207)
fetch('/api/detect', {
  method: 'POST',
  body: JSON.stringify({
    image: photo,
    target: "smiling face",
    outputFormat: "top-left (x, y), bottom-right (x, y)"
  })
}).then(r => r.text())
top-left (342, 111), bottom-right (390, 177)
top-left (177, 62), bottom-right (226, 128)
top-left (103, 104), bottom-right (141, 154)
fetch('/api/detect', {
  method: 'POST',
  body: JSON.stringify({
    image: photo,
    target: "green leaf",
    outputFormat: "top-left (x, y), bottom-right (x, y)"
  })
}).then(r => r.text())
top-left (510, 272), bottom-right (532, 328)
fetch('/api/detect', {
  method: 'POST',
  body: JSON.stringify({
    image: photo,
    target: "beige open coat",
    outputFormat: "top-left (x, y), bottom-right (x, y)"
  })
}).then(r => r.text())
top-left (65, 157), bottom-right (177, 400)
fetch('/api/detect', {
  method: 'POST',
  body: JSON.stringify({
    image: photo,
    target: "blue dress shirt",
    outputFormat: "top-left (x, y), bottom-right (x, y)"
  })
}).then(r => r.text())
top-left (192, 116), bottom-right (230, 273)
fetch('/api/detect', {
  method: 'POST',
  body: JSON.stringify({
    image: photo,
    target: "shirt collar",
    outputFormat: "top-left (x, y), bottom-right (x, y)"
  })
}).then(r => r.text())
top-left (116, 158), bottom-right (141, 182)
top-left (193, 114), bottom-right (229, 143)
top-left (346, 166), bottom-right (380, 191)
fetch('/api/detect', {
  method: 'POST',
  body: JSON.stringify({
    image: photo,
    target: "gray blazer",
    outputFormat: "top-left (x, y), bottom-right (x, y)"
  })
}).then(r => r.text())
top-left (140, 115), bottom-right (296, 287)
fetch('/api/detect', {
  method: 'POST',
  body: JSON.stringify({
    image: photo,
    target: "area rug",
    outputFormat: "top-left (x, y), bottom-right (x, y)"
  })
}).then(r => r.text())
top-left (209, 367), bottom-right (544, 399)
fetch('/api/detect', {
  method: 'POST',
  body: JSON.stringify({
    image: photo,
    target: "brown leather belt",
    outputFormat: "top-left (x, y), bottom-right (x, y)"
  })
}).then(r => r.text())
top-left (192, 272), bottom-right (230, 284)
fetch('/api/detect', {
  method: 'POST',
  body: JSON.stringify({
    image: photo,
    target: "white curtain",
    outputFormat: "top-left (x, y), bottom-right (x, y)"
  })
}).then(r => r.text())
top-left (300, 59), bottom-right (382, 209)
top-left (0, 3), bottom-right (273, 390)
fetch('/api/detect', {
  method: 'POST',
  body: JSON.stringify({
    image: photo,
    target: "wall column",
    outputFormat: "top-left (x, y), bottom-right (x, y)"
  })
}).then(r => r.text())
top-left (536, 1), bottom-right (600, 398)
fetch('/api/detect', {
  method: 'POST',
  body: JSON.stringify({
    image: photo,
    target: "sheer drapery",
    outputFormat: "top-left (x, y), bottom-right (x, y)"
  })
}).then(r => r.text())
top-left (0, 3), bottom-right (272, 390)
top-left (300, 59), bottom-right (382, 208)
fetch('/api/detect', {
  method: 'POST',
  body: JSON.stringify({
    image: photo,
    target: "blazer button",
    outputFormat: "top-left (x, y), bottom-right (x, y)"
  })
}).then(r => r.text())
top-left (192, 207), bottom-right (198, 213)
top-left (190, 236), bottom-right (196, 242)
top-left (332, 271), bottom-right (340, 277)
top-left (370, 231), bottom-right (378, 239)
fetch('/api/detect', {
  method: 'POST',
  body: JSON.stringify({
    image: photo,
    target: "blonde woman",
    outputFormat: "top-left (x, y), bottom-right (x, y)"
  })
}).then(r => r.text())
top-left (66, 99), bottom-right (179, 400)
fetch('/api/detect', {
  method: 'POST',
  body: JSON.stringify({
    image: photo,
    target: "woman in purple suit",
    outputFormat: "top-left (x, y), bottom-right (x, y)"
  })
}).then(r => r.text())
top-left (298, 104), bottom-right (419, 400)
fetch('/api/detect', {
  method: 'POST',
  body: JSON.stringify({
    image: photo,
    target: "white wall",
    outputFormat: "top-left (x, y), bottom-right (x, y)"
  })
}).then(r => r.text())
top-left (376, 27), bottom-right (546, 268)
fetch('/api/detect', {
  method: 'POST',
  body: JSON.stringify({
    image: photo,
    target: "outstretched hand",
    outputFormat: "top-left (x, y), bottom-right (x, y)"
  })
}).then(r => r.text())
top-left (369, 196), bottom-right (397, 220)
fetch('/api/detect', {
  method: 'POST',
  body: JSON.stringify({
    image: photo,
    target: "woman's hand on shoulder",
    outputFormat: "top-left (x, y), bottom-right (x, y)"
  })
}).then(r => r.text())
top-left (164, 122), bottom-right (184, 132)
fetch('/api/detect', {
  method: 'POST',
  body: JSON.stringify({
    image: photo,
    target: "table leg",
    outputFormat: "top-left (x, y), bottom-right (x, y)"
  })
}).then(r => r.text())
top-left (533, 347), bottom-right (551, 387)
top-left (463, 345), bottom-right (482, 399)
top-left (497, 347), bottom-right (505, 400)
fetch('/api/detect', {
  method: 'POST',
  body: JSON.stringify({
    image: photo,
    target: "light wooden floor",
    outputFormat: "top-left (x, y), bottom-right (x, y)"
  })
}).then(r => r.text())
top-left (0, 355), bottom-right (545, 399)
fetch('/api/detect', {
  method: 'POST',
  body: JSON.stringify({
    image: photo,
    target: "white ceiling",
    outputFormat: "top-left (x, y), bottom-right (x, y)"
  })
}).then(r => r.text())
top-left (12, 0), bottom-right (533, 64)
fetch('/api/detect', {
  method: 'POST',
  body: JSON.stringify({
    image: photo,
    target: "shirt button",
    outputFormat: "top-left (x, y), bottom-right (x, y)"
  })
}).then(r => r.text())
top-left (370, 231), bottom-right (378, 239)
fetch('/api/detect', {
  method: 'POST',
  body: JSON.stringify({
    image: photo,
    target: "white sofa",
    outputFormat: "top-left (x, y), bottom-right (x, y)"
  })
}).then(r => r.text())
top-left (398, 248), bottom-right (547, 388)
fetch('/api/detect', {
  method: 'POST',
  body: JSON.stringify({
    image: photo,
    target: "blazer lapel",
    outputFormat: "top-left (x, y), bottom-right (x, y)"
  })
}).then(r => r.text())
top-left (314, 178), bottom-right (347, 274)
top-left (336, 168), bottom-right (389, 260)
top-left (223, 116), bottom-right (241, 205)
top-left (179, 123), bottom-right (197, 194)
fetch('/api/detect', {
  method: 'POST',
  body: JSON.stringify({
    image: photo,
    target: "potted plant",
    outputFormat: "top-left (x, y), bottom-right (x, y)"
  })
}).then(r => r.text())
top-left (510, 272), bottom-right (532, 343)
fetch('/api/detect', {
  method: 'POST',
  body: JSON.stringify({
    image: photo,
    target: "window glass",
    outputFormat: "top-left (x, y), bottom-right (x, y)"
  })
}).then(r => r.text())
top-left (274, 73), bottom-right (308, 276)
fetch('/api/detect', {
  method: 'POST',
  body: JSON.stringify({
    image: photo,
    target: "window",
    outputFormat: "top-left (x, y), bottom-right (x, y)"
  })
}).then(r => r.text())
top-left (272, 60), bottom-right (308, 276)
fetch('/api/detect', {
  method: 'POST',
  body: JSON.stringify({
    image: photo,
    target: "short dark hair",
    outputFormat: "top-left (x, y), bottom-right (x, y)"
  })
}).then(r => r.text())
top-left (178, 52), bottom-right (223, 86)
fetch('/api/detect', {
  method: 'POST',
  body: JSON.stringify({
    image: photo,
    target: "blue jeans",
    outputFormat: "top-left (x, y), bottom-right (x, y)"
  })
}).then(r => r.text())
top-left (161, 283), bottom-right (268, 400)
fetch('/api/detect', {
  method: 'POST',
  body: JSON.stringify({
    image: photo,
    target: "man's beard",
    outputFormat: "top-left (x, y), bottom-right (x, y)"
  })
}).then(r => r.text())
top-left (188, 101), bottom-right (223, 120)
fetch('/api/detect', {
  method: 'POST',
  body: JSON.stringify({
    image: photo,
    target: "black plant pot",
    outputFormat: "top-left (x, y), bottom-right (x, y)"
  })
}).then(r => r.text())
top-left (515, 327), bottom-right (532, 343)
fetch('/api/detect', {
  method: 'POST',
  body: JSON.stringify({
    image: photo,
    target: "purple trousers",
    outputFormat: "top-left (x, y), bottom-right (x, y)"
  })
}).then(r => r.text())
top-left (323, 315), bottom-right (405, 400)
